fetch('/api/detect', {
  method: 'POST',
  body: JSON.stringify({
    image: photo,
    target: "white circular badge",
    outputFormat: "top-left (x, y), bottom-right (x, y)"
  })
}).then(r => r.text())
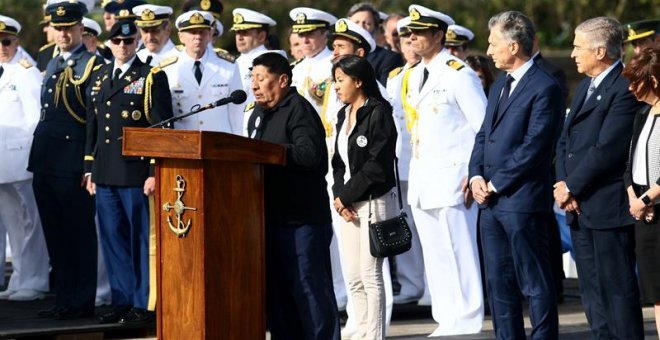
top-left (356, 135), bottom-right (368, 147)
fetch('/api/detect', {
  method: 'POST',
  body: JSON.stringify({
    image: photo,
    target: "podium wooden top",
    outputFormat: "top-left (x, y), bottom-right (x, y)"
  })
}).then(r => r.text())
top-left (122, 128), bottom-right (287, 165)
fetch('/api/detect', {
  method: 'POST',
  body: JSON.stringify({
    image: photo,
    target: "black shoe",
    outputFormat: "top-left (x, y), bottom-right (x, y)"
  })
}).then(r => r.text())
top-left (54, 308), bottom-right (94, 320)
top-left (119, 308), bottom-right (155, 324)
top-left (38, 306), bottom-right (62, 318)
top-left (99, 305), bottom-right (131, 324)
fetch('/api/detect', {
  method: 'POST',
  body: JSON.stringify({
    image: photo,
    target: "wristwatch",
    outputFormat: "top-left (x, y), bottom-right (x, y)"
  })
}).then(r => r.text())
top-left (640, 193), bottom-right (653, 206)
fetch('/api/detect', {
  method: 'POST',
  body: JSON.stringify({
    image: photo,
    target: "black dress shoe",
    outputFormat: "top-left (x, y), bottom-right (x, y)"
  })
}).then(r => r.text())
top-left (119, 308), bottom-right (155, 324)
top-left (54, 308), bottom-right (94, 320)
top-left (38, 306), bottom-right (62, 318)
top-left (99, 305), bottom-right (131, 324)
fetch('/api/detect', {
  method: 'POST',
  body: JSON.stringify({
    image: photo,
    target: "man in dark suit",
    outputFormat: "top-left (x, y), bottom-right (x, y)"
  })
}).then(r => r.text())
top-left (532, 40), bottom-right (569, 303)
top-left (554, 17), bottom-right (645, 339)
top-left (28, 1), bottom-right (101, 320)
top-left (347, 3), bottom-right (403, 85)
top-left (468, 11), bottom-right (561, 339)
top-left (85, 20), bottom-right (173, 325)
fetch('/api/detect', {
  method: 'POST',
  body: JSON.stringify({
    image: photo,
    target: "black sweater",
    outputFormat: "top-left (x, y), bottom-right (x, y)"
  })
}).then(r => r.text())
top-left (248, 87), bottom-right (331, 226)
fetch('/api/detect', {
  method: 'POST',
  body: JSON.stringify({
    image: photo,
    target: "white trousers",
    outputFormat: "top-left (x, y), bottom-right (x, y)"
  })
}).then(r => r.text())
top-left (412, 204), bottom-right (484, 336)
top-left (394, 181), bottom-right (425, 300)
top-left (0, 180), bottom-right (49, 292)
top-left (327, 181), bottom-right (393, 336)
top-left (340, 192), bottom-right (396, 340)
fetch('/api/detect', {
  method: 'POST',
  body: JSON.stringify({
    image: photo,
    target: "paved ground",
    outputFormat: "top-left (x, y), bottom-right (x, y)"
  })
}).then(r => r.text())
top-left (0, 278), bottom-right (657, 339)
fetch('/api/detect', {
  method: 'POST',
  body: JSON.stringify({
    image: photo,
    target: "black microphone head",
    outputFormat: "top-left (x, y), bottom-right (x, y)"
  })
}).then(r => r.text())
top-left (230, 90), bottom-right (248, 104)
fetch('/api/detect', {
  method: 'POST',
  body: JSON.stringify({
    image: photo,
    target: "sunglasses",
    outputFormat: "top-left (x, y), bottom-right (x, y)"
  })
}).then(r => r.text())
top-left (111, 37), bottom-right (136, 45)
top-left (0, 39), bottom-right (16, 47)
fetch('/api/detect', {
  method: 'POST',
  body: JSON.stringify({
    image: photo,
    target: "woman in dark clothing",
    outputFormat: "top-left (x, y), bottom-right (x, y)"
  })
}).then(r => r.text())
top-left (622, 46), bottom-right (660, 338)
top-left (331, 55), bottom-right (396, 340)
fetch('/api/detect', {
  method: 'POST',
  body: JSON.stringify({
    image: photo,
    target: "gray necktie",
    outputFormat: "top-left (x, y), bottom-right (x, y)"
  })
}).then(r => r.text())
top-left (583, 78), bottom-right (596, 105)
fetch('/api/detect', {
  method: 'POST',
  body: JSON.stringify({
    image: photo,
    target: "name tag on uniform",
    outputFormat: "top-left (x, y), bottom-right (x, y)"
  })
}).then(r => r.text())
top-left (124, 77), bottom-right (145, 95)
top-left (211, 83), bottom-right (228, 88)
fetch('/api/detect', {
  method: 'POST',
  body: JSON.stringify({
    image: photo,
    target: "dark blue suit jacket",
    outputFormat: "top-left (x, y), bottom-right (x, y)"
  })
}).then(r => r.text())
top-left (469, 63), bottom-right (562, 213)
top-left (555, 62), bottom-right (642, 229)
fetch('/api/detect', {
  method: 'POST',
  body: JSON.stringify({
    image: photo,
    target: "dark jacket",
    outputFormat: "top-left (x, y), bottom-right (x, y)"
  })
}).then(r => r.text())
top-left (247, 87), bottom-right (331, 226)
top-left (468, 64), bottom-right (562, 213)
top-left (555, 62), bottom-right (643, 229)
top-left (624, 105), bottom-right (659, 189)
top-left (367, 46), bottom-right (403, 86)
top-left (84, 57), bottom-right (173, 187)
top-left (28, 44), bottom-right (102, 178)
top-left (332, 97), bottom-right (397, 205)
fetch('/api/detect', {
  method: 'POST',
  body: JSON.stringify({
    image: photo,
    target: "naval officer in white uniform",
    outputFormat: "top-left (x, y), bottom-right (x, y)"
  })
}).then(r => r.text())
top-left (405, 5), bottom-right (487, 336)
top-left (163, 10), bottom-right (243, 134)
top-left (132, 4), bottom-right (176, 66)
top-left (289, 7), bottom-right (337, 115)
top-left (0, 14), bottom-right (50, 302)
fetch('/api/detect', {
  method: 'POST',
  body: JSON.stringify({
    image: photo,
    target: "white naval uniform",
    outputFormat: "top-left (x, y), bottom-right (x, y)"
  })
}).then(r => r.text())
top-left (0, 53), bottom-right (49, 293)
top-left (322, 82), bottom-right (396, 336)
top-left (237, 44), bottom-right (268, 137)
top-left (406, 49), bottom-right (486, 336)
top-left (164, 49), bottom-right (244, 134)
top-left (385, 63), bottom-right (426, 303)
top-left (137, 39), bottom-right (176, 66)
top-left (291, 47), bottom-right (333, 114)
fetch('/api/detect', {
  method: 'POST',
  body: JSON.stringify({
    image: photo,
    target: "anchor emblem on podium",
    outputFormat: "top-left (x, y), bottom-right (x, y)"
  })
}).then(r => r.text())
top-left (162, 175), bottom-right (197, 237)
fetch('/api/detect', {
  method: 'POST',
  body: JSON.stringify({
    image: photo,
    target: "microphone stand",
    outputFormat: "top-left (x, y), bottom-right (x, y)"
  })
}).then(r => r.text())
top-left (148, 101), bottom-right (218, 129)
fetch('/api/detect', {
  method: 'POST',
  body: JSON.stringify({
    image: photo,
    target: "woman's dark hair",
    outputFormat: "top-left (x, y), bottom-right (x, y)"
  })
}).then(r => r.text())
top-left (623, 46), bottom-right (660, 100)
top-left (465, 54), bottom-right (496, 96)
top-left (332, 55), bottom-right (386, 103)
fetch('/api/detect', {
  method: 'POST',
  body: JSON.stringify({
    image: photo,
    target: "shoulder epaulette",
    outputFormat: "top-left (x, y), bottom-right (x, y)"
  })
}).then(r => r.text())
top-left (175, 44), bottom-right (184, 52)
top-left (97, 42), bottom-right (106, 49)
top-left (93, 64), bottom-right (104, 72)
top-left (150, 56), bottom-right (178, 73)
top-left (244, 102), bottom-right (255, 112)
top-left (18, 58), bottom-right (33, 69)
top-left (215, 48), bottom-right (236, 63)
top-left (290, 57), bottom-right (304, 67)
top-left (388, 67), bottom-right (402, 80)
top-left (38, 42), bottom-right (55, 52)
top-left (446, 59), bottom-right (465, 71)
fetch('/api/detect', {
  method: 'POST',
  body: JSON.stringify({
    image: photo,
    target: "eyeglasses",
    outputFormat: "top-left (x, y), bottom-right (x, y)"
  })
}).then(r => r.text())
top-left (0, 39), bottom-right (16, 47)
top-left (111, 37), bottom-right (136, 45)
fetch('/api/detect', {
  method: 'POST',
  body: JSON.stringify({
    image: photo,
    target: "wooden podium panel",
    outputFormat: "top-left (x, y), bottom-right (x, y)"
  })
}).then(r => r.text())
top-left (123, 128), bottom-right (286, 340)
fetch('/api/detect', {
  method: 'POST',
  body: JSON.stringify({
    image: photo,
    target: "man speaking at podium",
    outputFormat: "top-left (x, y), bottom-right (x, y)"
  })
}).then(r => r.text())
top-left (84, 20), bottom-right (173, 324)
top-left (246, 51), bottom-right (340, 340)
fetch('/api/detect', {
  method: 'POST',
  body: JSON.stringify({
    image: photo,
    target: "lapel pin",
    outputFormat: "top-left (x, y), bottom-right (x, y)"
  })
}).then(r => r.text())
top-left (124, 75), bottom-right (132, 82)
top-left (596, 95), bottom-right (601, 101)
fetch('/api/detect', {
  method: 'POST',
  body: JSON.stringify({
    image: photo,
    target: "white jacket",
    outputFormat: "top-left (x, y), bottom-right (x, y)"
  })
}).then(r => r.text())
top-left (163, 49), bottom-right (244, 134)
top-left (406, 49), bottom-right (486, 209)
top-left (0, 53), bottom-right (42, 183)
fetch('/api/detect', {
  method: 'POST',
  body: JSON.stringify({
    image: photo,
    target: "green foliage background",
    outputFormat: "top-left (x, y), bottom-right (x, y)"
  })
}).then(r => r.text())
top-left (1, 0), bottom-right (658, 60)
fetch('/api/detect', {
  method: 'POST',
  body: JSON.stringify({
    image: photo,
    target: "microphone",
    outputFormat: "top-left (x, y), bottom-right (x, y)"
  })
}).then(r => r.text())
top-left (204, 90), bottom-right (248, 109)
top-left (143, 90), bottom-right (249, 130)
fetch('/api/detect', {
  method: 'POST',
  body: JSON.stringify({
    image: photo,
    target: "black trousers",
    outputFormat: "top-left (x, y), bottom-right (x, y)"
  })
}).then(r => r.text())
top-left (32, 174), bottom-right (97, 312)
top-left (570, 221), bottom-right (644, 340)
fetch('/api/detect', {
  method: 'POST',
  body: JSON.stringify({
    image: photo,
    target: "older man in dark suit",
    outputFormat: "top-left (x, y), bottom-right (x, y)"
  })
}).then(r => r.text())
top-left (554, 17), bottom-right (645, 339)
top-left (468, 11), bottom-right (562, 339)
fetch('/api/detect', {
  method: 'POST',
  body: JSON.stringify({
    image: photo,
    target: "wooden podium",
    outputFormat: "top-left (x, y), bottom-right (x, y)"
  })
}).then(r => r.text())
top-left (122, 128), bottom-right (286, 339)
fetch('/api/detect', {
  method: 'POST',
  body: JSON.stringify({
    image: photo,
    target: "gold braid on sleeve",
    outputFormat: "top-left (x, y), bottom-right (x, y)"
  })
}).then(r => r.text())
top-left (144, 71), bottom-right (154, 124)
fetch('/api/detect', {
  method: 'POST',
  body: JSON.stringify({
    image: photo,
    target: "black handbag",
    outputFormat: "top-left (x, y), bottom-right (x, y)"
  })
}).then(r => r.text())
top-left (368, 158), bottom-right (412, 258)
